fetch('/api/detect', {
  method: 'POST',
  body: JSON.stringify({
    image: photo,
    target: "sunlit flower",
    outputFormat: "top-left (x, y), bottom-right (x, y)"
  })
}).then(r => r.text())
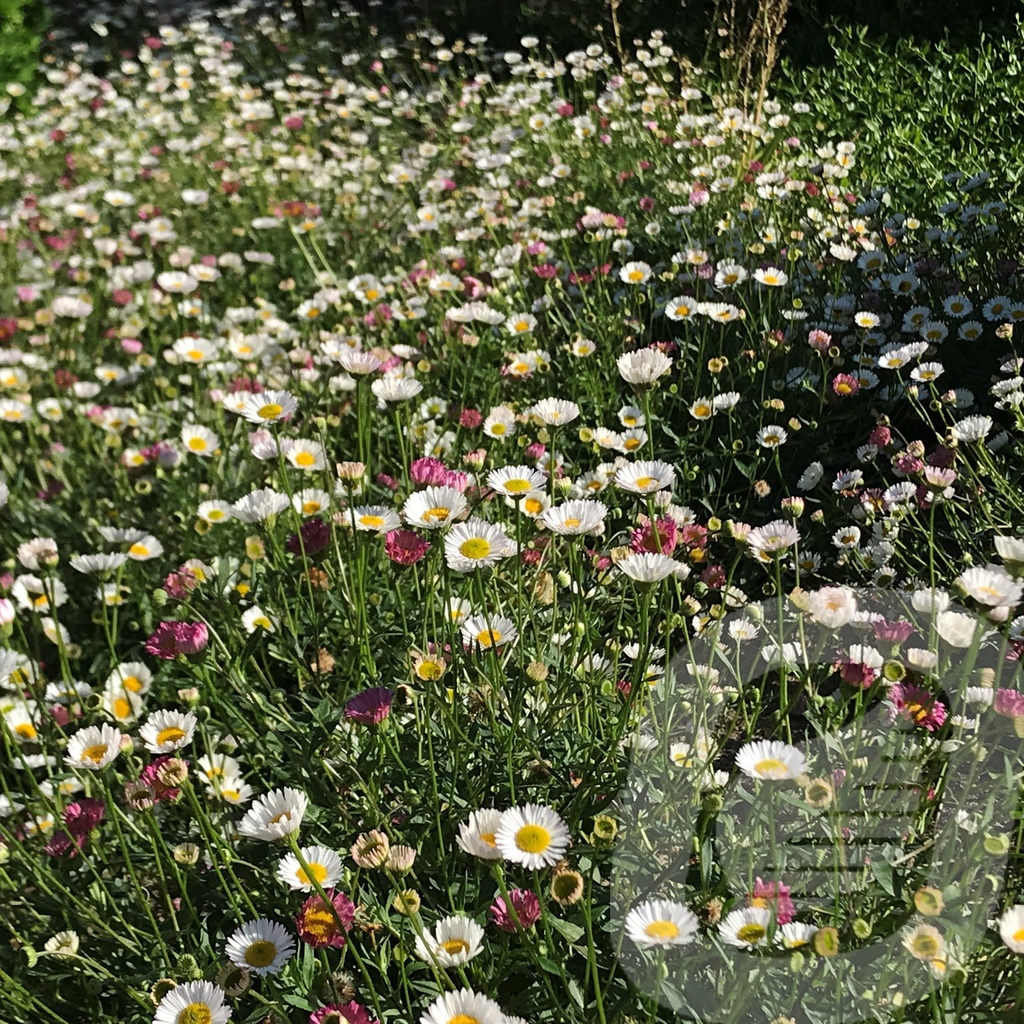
top-left (225, 919), bottom-right (296, 977)
top-left (496, 804), bottom-right (570, 869)
top-left (735, 740), bottom-right (806, 780)
top-left (625, 900), bottom-right (699, 948)
top-left (415, 915), bottom-right (485, 967)
top-left (238, 787), bottom-right (308, 842)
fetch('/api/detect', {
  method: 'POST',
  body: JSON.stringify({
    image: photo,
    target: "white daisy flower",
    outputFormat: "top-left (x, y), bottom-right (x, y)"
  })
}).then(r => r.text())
top-left (64, 724), bottom-right (124, 771)
top-left (735, 739), bottom-right (806, 780)
top-left (224, 918), bottom-right (296, 976)
top-left (625, 899), bottom-right (699, 948)
top-left (349, 505), bottom-right (402, 534)
top-left (277, 845), bottom-right (344, 892)
top-left (419, 988), bottom-right (505, 1024)
top-left (139, 709), bottom-right (197, 754)
top-left (181, 424), bottom-right (219, 456)
top-left (237, 787), bottom-right (308, 842)
top-left (718, 906), bottom-right (774, 948)
top-left (487, 465), bottom-right (546, 499)
top-left (998, 905), bottom-right (1024, 953)
top-left (456, 809), bottom-right (504, 861)
top-left (618, 553), bottom-right (688, 583)
top-left (539, 499), bottom-right (607, 535)
top-left (460, 614), bottom-right (518, 651)
top-left (444, 518), bottom-right (516, 573)
top-left (614, 460), bottom-right (676, 495)
top-left (529, 397), bottom-right (580, 426)
top-left (495, 804), bottom-right (570, 869)
top-left (617, 348), bottom-right (673, 386)
top-left (153, 981), bottom-right (231, 1024)
top-left (415, 914), bottom-right (486, 967)
top-left (238, 390), bottom-right (298, 424)
top-left (403, 486), bottom-right (469, 529)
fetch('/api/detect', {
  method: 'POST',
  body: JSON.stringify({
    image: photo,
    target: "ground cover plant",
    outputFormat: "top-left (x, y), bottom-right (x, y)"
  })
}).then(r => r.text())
top-left (3, 3), bottom-right (1024, 1024)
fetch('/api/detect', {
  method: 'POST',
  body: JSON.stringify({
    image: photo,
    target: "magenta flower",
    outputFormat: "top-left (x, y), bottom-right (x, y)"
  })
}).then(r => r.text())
top-left (385, 530), bottom-right (429, 566)
top-left (872, 618), bottom-right (915, 644)
top-left (45, 798), bottom-right (105, 858)
top-left (140, 756), bottom-right (183, 802)
top-left (410, 457), bottom-right (449, 486)
top-left (994, 688), bottom-right (1024, 717)
top-left (490, 888), bottom-right (541, 933)
top-left (345, 688), bottom-right (394, 725)
top-left (164, 565), bottom-right (202, 601)
top-left (144, 621), bottom-right (208, 659)
top-left (889, 682), bottom-right (947, 732)
top-left (309, 1002), bottom-right (377, 1024)
top-left (296, 890), bottom-right (356, 948)
top-left (287, 518), bottom-right (332, 557)
top-left (630, 516), bottom-right (678, 556)
top-left (749, 877), bottom-right (795, 925)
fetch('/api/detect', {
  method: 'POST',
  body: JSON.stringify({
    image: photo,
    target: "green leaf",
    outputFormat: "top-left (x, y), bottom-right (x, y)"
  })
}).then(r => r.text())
top-left (870, 857), bottom-right (896, 897)
top-left (548, 915), bottom-right (585, 944)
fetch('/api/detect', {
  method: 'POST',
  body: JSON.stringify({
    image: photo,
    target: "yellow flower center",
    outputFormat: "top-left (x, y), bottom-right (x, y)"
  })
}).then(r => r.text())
top-left (423, 506), bottom-right (451, 523)
top-left (112, 697), bottom-right (133, 719)
top-left (360, 515), bottom-right (384, 528)
top-left (524, 498), bottom-right (543, 515)
top-left (911, 934), bottom-right (940, 958)
top-left (1013, 927), bottom-right (1024, 943)
top-left (503, 479), bottom-right (532, 494)
top-left (303, 501), bottom-right (322, 515)
top-left (628, 270), bottom-right (644, 282)
top-left (441, 938), bottom-right (470, 956)
top-left (179, 1004), bottom-right (213, 1024)
top-left (694, 404), bottom-right (712, 417)
top-left (644, 920), bottom-right (680, 940)
top-left (475, 629), bottom-right (501, 647)
top-left (128, 543), bottom-right (149, 557)
top-left (737, 923), bottom-right (766, 944)
top-left (186, 349), bottom-right (204, 361)
top-left (512, 362), bottom-right (529, 374)
top-left (297, 862), bottom-right (328, 885)
top-left (81, 743), bottom-right (109, 764)
top-left (208, 510), bottom-right (225, 521)
top-left (479, 832), bottom-right (497, 847)
top-left (301, 906), bottom-right (336, 941)
top-left (252, 617), bottom-right (272, 630)
top-left (515, 824), bottom-right (551, 854)
top-left (14, 723), bottom-right (37, 741)
top-left (490, 423), bottom-right (507, 435)
top-left (753, 758), bottom-right (787, 778)
top-left (32, 594), bottom-right (49, 608)
top-left (268, 811), bottom-right (292, 826)
top-left (459, 538), bottom-right (491, 559)
top-left (258, 403), bottom-right (283, 419)
top-left (415, 660), bottom-right (444, 681)
top-left (623, 438), bottom-right (641, 451)
top-left (244, 939), bottom-right (278, 968)
top-left (294, 451), bottom-right (316, 467)
top-left (188, 437), bottom-right (207, 451)
top-left (634, 476), bottom-right (655, 489)
top-left (448, 1016), bottom-right (480, 1024)
top-left (156, 726), bottom-right (186, 746)
top-left (563, 517), bottom-right (581, 529)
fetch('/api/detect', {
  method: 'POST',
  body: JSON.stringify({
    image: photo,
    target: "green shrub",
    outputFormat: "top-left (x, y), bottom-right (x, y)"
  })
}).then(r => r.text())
top-left (0, 0), bottom-right (47, 93)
